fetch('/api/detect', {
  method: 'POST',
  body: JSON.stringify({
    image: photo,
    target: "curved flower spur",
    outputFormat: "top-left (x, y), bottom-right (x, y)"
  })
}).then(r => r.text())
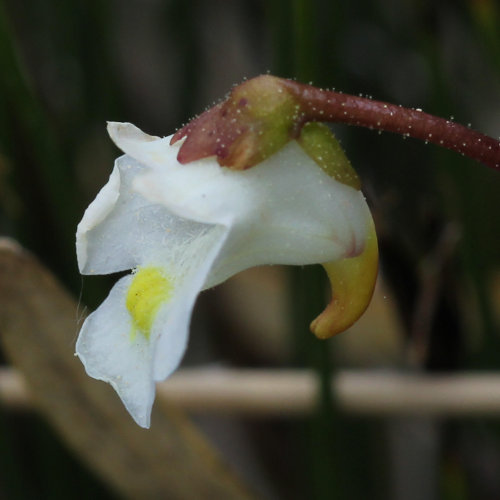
top-left (75, 76), bottom-right (381, 427)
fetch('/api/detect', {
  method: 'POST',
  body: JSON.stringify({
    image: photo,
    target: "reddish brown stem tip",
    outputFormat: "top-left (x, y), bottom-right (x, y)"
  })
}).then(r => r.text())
top-left (172, 75), bottom-right (500, 172)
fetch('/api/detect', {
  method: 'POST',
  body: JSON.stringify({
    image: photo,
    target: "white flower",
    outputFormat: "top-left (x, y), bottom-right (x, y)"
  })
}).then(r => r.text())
top-left (76, 122), bottom-right (374, 427)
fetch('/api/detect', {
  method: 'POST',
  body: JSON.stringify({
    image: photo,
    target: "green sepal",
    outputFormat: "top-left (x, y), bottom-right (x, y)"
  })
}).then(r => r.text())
top-left (298, 122), bottom-right (361, 190)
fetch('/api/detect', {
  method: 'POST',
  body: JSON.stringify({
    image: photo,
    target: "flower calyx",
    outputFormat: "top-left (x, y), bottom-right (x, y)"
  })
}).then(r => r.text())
top-left (171, 75), bottom-right (306, 170)
top-left (298, 122), bottom-right (361, 190)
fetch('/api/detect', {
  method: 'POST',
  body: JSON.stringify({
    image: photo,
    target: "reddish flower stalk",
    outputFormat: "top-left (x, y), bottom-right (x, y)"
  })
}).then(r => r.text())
top-left (282, 79), bottom-right (500, 171)
top-left (172, 75), bottom-right (500, 171)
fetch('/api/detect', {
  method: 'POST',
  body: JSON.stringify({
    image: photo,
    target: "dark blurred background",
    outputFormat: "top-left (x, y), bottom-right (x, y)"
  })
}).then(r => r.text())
top-left (0, 0), bottom-right (499, 498)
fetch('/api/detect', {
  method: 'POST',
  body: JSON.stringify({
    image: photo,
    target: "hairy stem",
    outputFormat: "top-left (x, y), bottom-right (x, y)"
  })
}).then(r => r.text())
top-left (283, 80), bottom-right (500, 171)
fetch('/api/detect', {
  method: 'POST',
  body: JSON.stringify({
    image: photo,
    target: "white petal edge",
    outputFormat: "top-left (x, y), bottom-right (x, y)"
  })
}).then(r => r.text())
top-left (107, 122), bottom-right (180, 170)
top-left (108, 121), bottom-right (160, 148)
top-left (76, 166), bottom-right (120, 271)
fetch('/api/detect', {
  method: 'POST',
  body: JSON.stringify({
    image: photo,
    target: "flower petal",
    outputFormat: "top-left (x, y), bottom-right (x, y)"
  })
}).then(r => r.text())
top-left (134, 139), bottom-right (372, 287)
top-left (107, 122), bottom-right (177, 170)
top-left (146, 223), bottom-right (228, 380)
top-left (76, 166), bottom-right (121, 272)
top-left (76, 223), bottom-right (228, 427)
top-left (77, 155), bottom-right (217, 276)
top-left (76, 274), bottom-right (156, 428)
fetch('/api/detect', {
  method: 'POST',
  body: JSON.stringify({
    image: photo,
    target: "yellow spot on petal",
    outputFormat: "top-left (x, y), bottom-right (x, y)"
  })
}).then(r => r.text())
top-left (126, 266), bottom-right (173, 340)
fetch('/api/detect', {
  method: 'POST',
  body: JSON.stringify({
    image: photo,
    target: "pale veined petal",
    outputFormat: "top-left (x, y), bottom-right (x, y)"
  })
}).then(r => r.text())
top-left (134, 140), bottom-right (372, 288)
top-left (108, 122), bottom-right (247, 226)
top-left (148, 223), bottom-right (228, 380)
top-left (76, 165), bottom-right (121, 272)
top-left (77, 155), bottom-right (217, 276)
top-left (76, 274), bottom-right (156, 428)
top-left (76, 223), bottom-right (229, 427)
top-left (110, 123), bottom-right (370, 266)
